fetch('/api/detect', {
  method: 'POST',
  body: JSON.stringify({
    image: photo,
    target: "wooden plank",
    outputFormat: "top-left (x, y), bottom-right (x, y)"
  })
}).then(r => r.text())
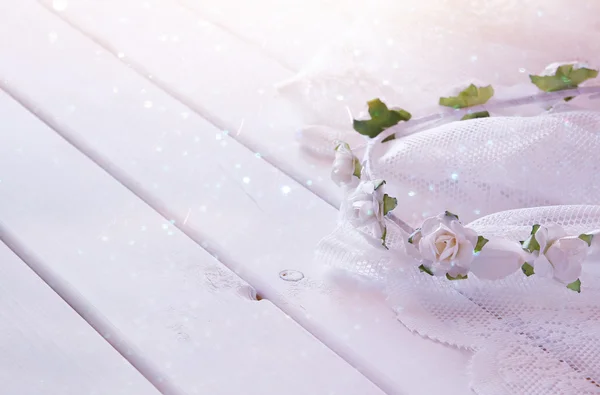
top-left (177, 0), bottom-right (600, 74)
top-left (39, 0), bottom-right (600, 210)
top-left (0, 242), bottom-right (160, 395)
top-left (0, 3), bottom-right (471, 394)
top-left (0, 87), bottom-right (382, 393)
top-left (39, 0), bottom-right (343, 207)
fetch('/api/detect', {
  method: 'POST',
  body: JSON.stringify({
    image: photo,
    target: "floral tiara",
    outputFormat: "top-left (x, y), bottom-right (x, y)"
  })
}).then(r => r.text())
top-left (329, 62), bottom-right (600, 293)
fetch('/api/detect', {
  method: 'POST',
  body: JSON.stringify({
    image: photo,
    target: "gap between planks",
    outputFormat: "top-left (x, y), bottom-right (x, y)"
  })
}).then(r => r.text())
top-left (0, 226), bottom-right (184, 395)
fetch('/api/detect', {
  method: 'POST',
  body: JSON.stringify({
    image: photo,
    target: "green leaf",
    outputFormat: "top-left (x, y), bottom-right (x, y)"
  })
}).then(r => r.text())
top-left (381, 226), bottom-right (389, 250)
top-left (353, 99), bottom-right (412, 138)
top-left (408, 228), bottom-right (421, 244)
top-left (419, 264), bottom-right (433, 276)
top-left (353, 158), bottom-right (362, 178)
top-left (578, 233), bottom-right (594, 247)
top-left (445, 211), bottom-right (459, 220)
top-left (521, 262), bottom-right (535, 277)
top-left (529, 64), bottom-right (598, 92)
top-left (461, 111), bottom-right (490, 121)
top-left (383, 194), bottom-right (398, 215)
top-left (567, 278), bottom-right (581, 293)
top-left (381, 134), bottom-right (396, 143)
top-left (474, 236), bottom-right (489, 253)
top-left (439, 84), bottom-right (494, 109)
top-left (446, 273), bottom-right (468, 280)
top-left (373, 179), bottom-right (386, 190)
top-left (522, 224), bottom-right (542, 253)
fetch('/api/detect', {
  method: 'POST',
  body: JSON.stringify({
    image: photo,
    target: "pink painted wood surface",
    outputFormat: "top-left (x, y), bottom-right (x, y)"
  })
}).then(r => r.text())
top-left (0, 80), bottom-right (383, 394)
top-left (0, 2), bottom-right (471, 394)
top-left (0, 242), bottom-right (160, 395)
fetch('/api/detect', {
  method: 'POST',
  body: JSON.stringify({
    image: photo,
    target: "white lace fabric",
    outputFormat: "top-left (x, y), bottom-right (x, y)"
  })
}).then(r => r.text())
top-left (314, 111), bottom-right (600, 393)
top-left (387, 206), bottom-right (600, 395)
top-left (275, 4), bottom-right (600, 389)
top-left (319, 203), bottom-right (600, 394)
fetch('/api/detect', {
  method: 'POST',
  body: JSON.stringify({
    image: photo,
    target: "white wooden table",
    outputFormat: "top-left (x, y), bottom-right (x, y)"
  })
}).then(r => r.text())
top-left (0, 1), bottom-right (598, 393)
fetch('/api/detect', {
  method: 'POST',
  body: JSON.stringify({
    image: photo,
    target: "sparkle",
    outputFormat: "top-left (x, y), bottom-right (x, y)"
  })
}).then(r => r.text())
top-left (336, 94), bottom-right (344, 101)
top-left (451, 173), bottom-right (459, 181)
top-left (255, 152), bottom-right (262, 159)
top-left (474, 209), bottom-right (481, 215)
top-left (408, 191), bottom-right (416, 197)
top-left (162, 224), bottom-right (169, 230)
top-left (519, 68), bottom-right (526, 73)
top-left (117, 52), bottom-right (125, 59)
top-left (215, 133), bottom-right (222, 141)
top-left (306, 180), bottom-right (313, 186)
top-left (143, 100), bottom-right (153, 108)
top-left (100, 236), bottom-right (109, 242)
top-left (242, 177), bottom-right (250, 184)
top-left (281, 185), bottom-right (292, 195)
top-left (234, 163), bottom-right (241, 169)
top-left (470, 55), bottom-right (478, 62)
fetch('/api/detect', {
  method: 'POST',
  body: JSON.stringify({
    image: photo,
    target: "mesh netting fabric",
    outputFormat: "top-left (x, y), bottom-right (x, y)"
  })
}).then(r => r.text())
top-left (367, 111), bottom-right (600, 227)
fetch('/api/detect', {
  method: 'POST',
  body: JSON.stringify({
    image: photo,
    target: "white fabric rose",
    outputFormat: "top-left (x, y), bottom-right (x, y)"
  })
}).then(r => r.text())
top-left (344, 181), bottom-right (385, 239)
top-left (331, 142), bottom-right (359, 187)
top-left (530, 225), bottom-right (588, 284)
top-left (470, 238), bottom-right (528, 280)
top-left (417, 213), bottom-right (478, 277)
